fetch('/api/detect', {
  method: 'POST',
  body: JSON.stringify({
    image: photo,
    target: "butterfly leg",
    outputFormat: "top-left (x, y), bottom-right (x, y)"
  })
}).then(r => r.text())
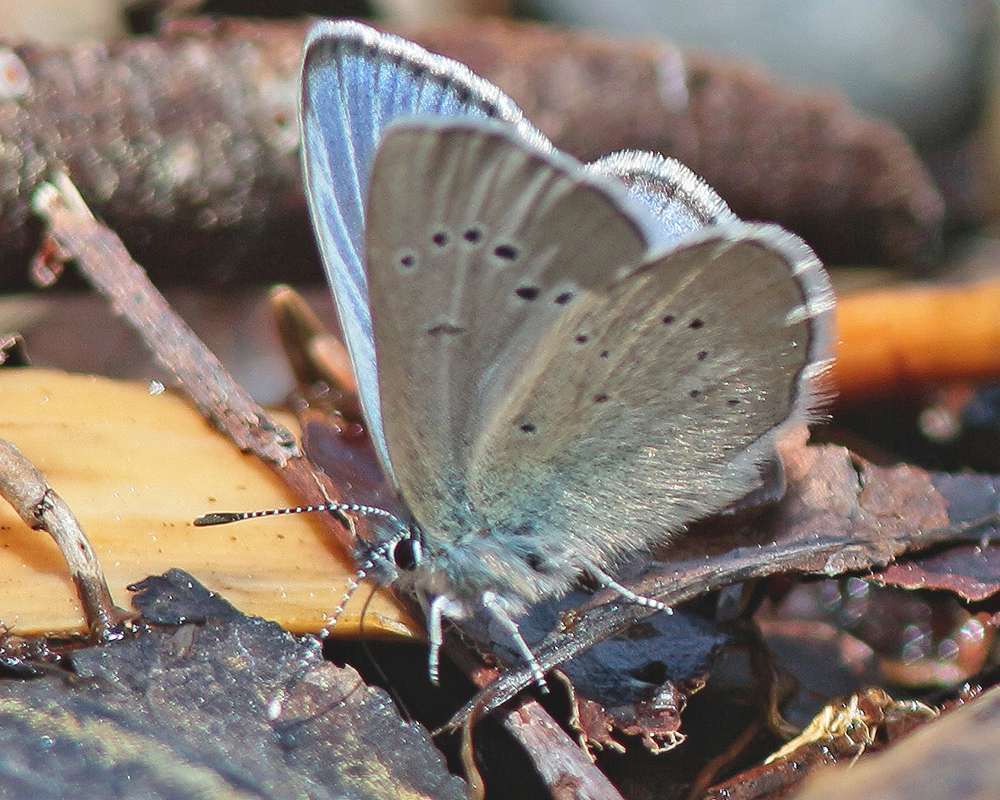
top-left (427, 594), bottom-right (467, 685)
top-left (481, 591), bottom-right (549, 691)
top-left (586, 563), bottom-right (673, 614)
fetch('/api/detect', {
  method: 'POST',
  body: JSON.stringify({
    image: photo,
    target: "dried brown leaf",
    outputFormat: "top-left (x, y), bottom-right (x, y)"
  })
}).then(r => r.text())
top-left (874, 472), bottom-right (1000, 601)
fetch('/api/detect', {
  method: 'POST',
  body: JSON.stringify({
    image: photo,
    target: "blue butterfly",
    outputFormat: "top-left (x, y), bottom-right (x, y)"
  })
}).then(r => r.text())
top-left (254, 20), bottom-right (833, 686)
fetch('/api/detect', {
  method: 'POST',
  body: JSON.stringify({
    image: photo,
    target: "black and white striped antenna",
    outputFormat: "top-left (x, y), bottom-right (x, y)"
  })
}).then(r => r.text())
top-left (193, 502), bottom-right (400, 527)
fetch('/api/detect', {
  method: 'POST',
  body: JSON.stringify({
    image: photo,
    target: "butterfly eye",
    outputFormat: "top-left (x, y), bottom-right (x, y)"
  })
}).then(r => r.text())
top-left (393, 538), bottom-right (423, 571)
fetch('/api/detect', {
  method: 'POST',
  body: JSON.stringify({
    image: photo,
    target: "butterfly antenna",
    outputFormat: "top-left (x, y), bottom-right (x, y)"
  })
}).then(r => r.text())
top-left (321, 561), bottom-right (370, 638)
top-left (195, 503), bottom-right (410, 636)
top-left (319, 535), bottom-right (402, 637)
top-left (193, 502), bottom-right (400, 527)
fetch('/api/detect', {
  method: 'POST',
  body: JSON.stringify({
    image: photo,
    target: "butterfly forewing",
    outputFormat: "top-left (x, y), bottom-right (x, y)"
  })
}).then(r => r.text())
top-left (300, 21), bottom-right (546, 481)
top-left (365, 120), bottom-right (655, 536)
top-left (468, 227), bottom-right (834, 568)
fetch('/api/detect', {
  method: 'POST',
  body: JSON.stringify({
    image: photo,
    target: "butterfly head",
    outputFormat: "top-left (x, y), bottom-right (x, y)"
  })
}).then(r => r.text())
top-left (350, 512), bottom-right (424, 588)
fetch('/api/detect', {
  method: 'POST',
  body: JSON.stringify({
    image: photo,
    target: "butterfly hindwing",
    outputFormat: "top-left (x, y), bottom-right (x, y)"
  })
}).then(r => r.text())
top-left (469, 223), bottom-right (834, 569)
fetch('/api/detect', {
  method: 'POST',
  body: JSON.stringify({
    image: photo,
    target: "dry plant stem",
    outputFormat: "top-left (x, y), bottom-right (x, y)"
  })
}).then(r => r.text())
top-left (445, 649), bottom-right (627, 800)
top-left (834, 279), bottom-right (1000, 400)
top-left (0, 438), bottom-right (129, 639)
top-left (688, 718), bottom-right (764, 800)
top-left (268, 285), bottom-right (362, 411)
top-left (499, 702), bottom-right (627, 800)
top-left (31, 173), bottom-right (352, 551)
top-left (269, 284), bottom-right (338, 390)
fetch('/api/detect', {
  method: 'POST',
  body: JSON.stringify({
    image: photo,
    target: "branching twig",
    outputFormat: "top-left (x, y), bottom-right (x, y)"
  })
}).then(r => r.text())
top-left (0, 438), bottom-right (132, 639)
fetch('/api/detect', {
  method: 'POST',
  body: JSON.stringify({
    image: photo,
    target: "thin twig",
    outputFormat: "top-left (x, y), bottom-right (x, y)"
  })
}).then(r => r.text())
top-left (0, 438), bottom-right (132, 639)
top-left (31, 172), bottom-right (352, 551)
top-left (450, 649), bottom-right (627, 800)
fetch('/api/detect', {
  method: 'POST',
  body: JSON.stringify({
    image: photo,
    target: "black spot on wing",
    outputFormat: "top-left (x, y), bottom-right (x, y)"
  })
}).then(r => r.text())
top-left (493, 243), bottom-right (519, 261)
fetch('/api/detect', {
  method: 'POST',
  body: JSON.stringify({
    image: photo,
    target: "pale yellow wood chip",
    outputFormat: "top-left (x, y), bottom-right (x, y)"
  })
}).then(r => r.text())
top-left (0, 368), bottom-right (419, 640)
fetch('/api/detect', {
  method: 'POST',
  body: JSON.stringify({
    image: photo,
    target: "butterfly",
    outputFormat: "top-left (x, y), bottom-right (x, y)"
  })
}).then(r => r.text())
top-left (200, 20), bottom-right (834, 688)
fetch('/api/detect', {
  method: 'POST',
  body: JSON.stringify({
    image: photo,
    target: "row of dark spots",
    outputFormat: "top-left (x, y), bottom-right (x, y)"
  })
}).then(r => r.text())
top-left (434, 227), bottom-right (492, 250)
top-left (429, 227), bottom-right (519, 260)
top-left (517, 391), bottom-right (610, 435)
top-left (572, 333), bottom-right (610, 359)
top-left (511, 296), bottom-right (614, 434)
top-left (569, 330), bottom-right (610, 405)
top-left (662, 314), bottom-right (704, 329)
top-left (517, 392), bottom-right (740, 433)
top-left (398, 227), bottom-right (520, 272)
top-left (660, 314), bottom-right (740, 406)
top-left (426, 228), bottom-right (588, 311)
top-left (660, 314), bottom-right (733, 402)
top-left (518, 375), bottom-right (611, 437)
top-left (688, 390), bottom-right (739, 406)
top-left (514, 358), bottom-right (740, 435)
top-left (514, 287), bottom-right (576, 306)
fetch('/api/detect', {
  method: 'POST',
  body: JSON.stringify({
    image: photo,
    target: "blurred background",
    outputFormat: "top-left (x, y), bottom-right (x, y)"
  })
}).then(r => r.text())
top-left (5, 0), bottom-right (989, 165)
